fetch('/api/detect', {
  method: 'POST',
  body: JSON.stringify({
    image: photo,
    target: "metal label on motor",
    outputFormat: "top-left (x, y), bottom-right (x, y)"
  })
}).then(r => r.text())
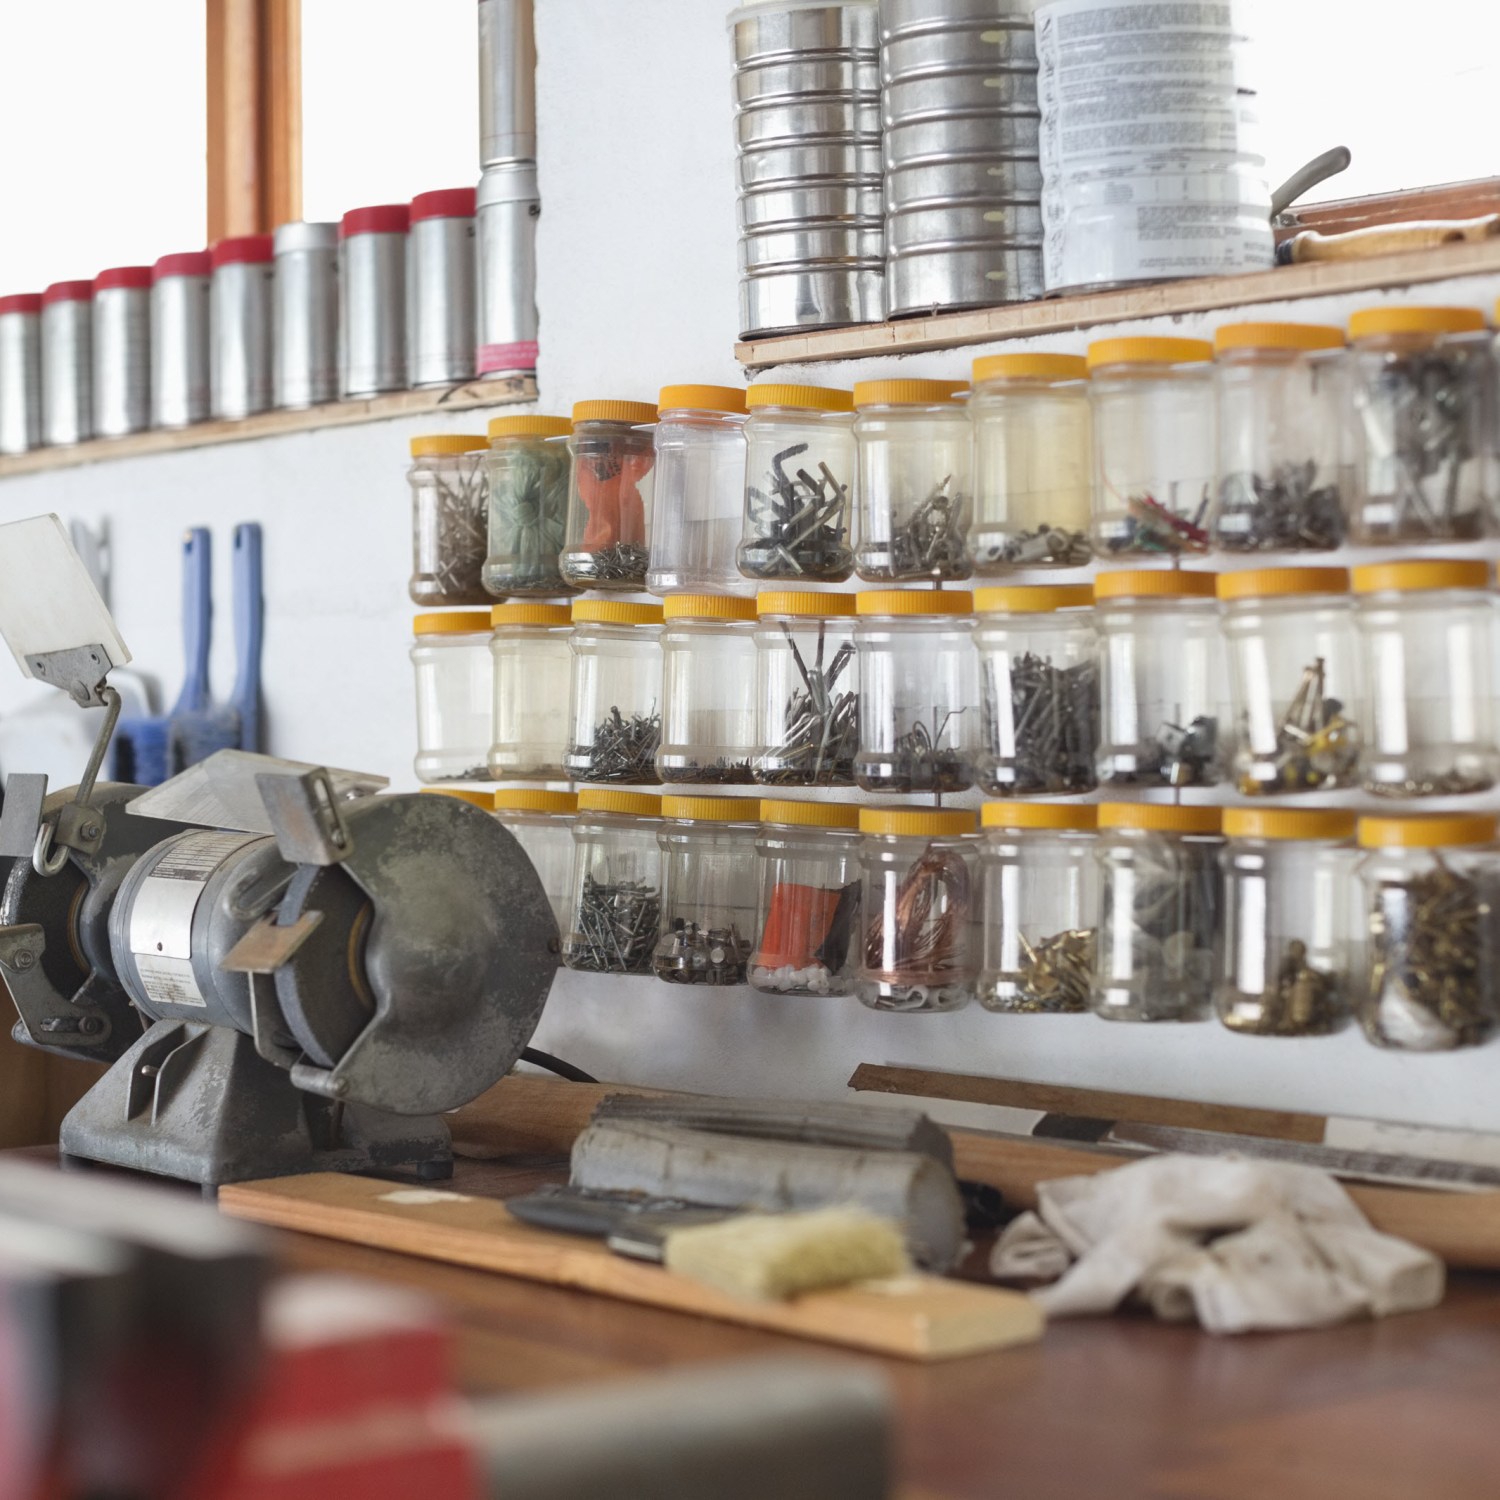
top-left (134, 955), bottom-right (208, 1009)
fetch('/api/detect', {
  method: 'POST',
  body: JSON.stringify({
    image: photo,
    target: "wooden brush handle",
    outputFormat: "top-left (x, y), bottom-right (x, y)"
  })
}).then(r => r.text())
top-left (1283, 215), bottom-right (1500, 263)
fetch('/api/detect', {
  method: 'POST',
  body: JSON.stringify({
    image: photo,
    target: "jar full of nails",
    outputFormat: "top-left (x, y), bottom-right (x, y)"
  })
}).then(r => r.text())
top-left (653, 796), bottom-right (761, 985)
top-left (408, 434), bottom-right (491, 608)
top-left (563, 790), bottom-right (664, 976)
top-left (561, 399), bottom-right (659, 591)
top-left (483, 415), bottom-right (575, 597)
top-left (564, 601), bottom-right (665, 785)
top-left (657, 594), bottom-right (759, 784)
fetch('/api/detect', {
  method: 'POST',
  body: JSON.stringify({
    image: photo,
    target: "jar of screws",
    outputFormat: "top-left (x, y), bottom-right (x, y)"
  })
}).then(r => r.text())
top-left (749, 800), bottom-right (862, 996)
top-left (563, 790), bottom-right (664, 975)
top-left (652, 796), bottom-right (761, 985)
top-left (1093, 804), bottom-right (1223, 1023)
top-left (646, 384), bottom-right (751, 596)
top-left (856, 807), bottom-right (978, 1013)
top-left (407, 433), bottom-right (491, 607)
top-left (753, 590), bottom-right (859, 786)
top-left (969, 353), bottom-right (1093, 571)
top-left (852, 379), bottom-right (972, 582)
top-left (1346, 306), bottom-right (1494, 545)
top-left (482, 415), bottom-right (575, 597)
top-left (1211, 322), bottom-right (1348, 553)
top-left (1353, 560), bottom-right (1500, 798)
top-left (737, 382), bottom-right (856, 581)
top-left (1088, 337), bottom-right (1215, 557)
top-left (1216, 808), bottom-right (1359, 1037)
top-left (411, 611), bottom-right (495, 783)
top-left (492, 789), bottom-right (578, 935)
top-left (563, 600), bottom-right (665, 784)
top-left (1354, 814), bottom-right (1500, 1050)
top-left (657, 594), bottom-right (759, 784)
top-left (1094, 570), bottom-right (1225, 789)
top-left (488, 603), bottom-right (573, 780)
top-left (560, 399), bottom-right (658, 591)
top-left (973, 584), bottom-right (1099, 796)
top-left (854, 590), bottom-right (976, 794)
top-left (1218, 567), bottom-right (1363, 796)
top-left (978, 803), bottom-right (1097, 1014)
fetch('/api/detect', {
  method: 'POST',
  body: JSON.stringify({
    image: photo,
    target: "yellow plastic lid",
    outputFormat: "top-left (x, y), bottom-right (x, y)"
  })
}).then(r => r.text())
top-left (852, 378), bottom-right (966, 408)
top-left (577, 789), bottom-right (662, 818)
top-left (662, 795), bottom-right (760, 823)
top-left (662, 593), bottom-right (759, 622)
top-left (745, 382), bottom-right (854, 413)
top-left (859, 807), bottom-right (977, 837)
top-left (1351, 559), bottom-right (1490, 595)
top-left (981, 802), bottom-right (1097, 831)
top-left (487, 414), bottom-right (572, 439)
top-left (571, 599), bottom-right (664, 626)
top-left (1086, 336), bottom-right (1213, 370)
top-left (1222, 808), bottom-right (1356, 841)
top-left (1357, 813), bottom-right (1497, 850)
top-left (1213, 322), bottom-right (1344, 354)
top-left (760, 799), bottom-right (861, 830)
top-left (1349, 306), bottom-right (1487, 340)
top-left (972, 352), bottom-right (1088, 384)
top-left (658, 383), bottom-right (747, 415)
top-left (493, 789), bottom-right (578, 815)
top-left (1097, 803), bottom-right (1223, 834)
top-left (855, 589), bottom-right (973, 617)
top-left (420, 787), bottom-right (492, 808)
top-left (413, 610), bottom-right (490, 635)
top-left (1093, 570), bottom-right (1217, 601)
top-left (490, 603), bottom-right (571, 627)
top-left (1216, 566), bottom-right (1350, 601)
top-left (572, 399), bottom-right (658, 425)
top-left (757, 590), bottom-right (858, 618)
top-left (974, 584), bottom-right (1093, 614)
top-left (409, 433), bottom-right (488, 457)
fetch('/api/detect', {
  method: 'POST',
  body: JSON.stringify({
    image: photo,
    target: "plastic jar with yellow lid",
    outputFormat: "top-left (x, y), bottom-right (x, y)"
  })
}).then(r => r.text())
top-left (754, 591), bottom-right (859, 787)
top-left (488, 602), bottom-right (572, 780)
top-left (560, 398), bottom-right (658, 591)
top-left (563, 790), bottom-right (664, 975)
top-left (410, 610), bottom-right (494, 783)
top-left (652, 796), bottom-right (761, 985)
top-left (407, 433), bottom-right (490, 607)
top-left (493, 789), bottom-right (577, 933)
top-left (483, 414), bottom-right (575, 597)
top-left (563, 600), bottom-right (665, 784)
top-left (657, 594), bottom-right (759, 784)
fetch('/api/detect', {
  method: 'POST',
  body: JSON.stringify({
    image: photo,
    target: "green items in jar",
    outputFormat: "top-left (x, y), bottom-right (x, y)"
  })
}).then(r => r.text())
top-left (483, 414), bottom-right (575, 597)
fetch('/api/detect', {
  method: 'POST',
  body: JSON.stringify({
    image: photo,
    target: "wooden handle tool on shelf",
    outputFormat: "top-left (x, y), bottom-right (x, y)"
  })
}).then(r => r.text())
top-left (1278, 215), bottom-right (1500, 263)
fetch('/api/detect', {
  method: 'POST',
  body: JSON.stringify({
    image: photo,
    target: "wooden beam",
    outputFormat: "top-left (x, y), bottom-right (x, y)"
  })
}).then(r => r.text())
top-left (261, 0), bottom-right (302, 228)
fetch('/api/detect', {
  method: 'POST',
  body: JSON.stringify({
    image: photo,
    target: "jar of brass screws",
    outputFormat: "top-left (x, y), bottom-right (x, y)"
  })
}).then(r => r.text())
top-left (492, 789), bottom-right (578, 936)
top-left (973, 584), bottom-right (1099, 796)
top-left (1354, 814), bottom-right (1500, 1051)
top-left (482, 415), bottom-right (576, 597)
top-left (856, 807), bottom-right (979, 1013)
top-left (1092, 803), bottom-right (1223, 1023)
top-left (657, 594), bottom-right (759, 784)
top-left (978, 803), bottom-right (1097, 1014)
top-left (1088, 337), bottom-right (1215, 557)
top-left (749, 800), bottom-right (862, 997)
top-left (753, 590), bottom-right (859, 787)
top-left (1211, 322), bottom-right (1349, 553)
top-left (410, 610), bottom-right (495, 783)
top-left (854, 590), bottom-right (976, 794)
top-left (653, 796), bottom-right (761, 985)
top-left (488, 602), bottom-right (573, 780)
top-left (407, 433), bottom-right (491, 607)
top-left (968, 353), bottom-right (1093, 571)
top-left (737, 382), bottom-right (855, 582)
top-left (560, 399), bottom-right (659, 591)
top-left (563, 790), bottom-right (664, 976)
top-left (852, 379), bottom-right (972, 582)
top-left (1094, 570), bottom-right (1225, 789)
top-left (1353, 560), bottom-right (1500, 798)
top-left (563, 600), bottom-right (665, 784)
top-left (1216, 808), bottom-right (1359, 1038)
top-left (1347, 306), bottom-right (1494, 544)
top-left (1218, 567), bottom-right (1363, 797)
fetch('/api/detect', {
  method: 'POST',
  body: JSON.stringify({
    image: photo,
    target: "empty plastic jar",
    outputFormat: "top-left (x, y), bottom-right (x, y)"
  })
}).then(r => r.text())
top-left (1353, 560), bottom-right (1499, 798)
top-left (852, 379), bottom-right (971, 581)
top-left (856, 807), bottom-right (978, 1013)
top-left (564, 600), bottom-right (665, 784)
top-left (658, 594), bottom-right (759, 784)
top-left (754, 590), bottom-right (859, 787)
top-left (969, 353), bottom-right (1093, 571)
top-left (408, 433), bottom-right (491, 607)
top-left (1347, 306), bottom-right (1493, 544)
top-left (492, 789), bottom-right (576, 933)
top-left (489, 602), bottom-right (572, 779)
top-left (411, 611), bottom-right (494, 782)
top-left (1355, 814), bottom-right (1500, 1050)
top-left (979, 803), bottom-right (1098, 1014)
top-left (653, 796), bottom-right (761, 985)
top-left (749, 800), bottom-right (862, 996)
top-left (563, 790), bottom-right (664, 975)
top-left (1093, 804), bottom-right (1223, 1023)
top-left (1095, 570), bottom-right (1225, 789)
top-left (483, 414), bottom-right (574, 597)
top-left (973, 584), bottom-right (1098, 796)
top-left (1218, 567), bottom-right (1363, 797)
top-left (1088, 337), bottom-right (1215, 557)
top-left (560, 399), bottom-right (659, 591)
top-left (1212, 322), bottom-right (1348, 553)
top-left (738, 382), bottom-right (855, 582)
top-left (646, 384), bottom-right (750, 595)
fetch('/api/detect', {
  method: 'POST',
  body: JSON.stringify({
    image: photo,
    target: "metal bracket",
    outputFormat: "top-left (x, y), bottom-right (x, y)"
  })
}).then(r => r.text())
top-left (24, 643), bottom-right (114, 708)
top-left (29, 683), bottom-right (120, 876)
top-left (255, 768), bottom-right (352, 867)
top-left (0, 923), bottom-right (113, 1055)
top-left (220, 911), bottom-right (324, 974)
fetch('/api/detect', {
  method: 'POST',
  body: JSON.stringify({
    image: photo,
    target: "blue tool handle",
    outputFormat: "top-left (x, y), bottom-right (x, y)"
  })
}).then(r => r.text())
top-left (170, 528), bottom-right (212, 717)
top-left (230, 522), bottom-right (264, 752)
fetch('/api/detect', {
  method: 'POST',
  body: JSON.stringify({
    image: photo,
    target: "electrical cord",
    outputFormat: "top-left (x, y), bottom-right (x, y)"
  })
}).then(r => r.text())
top-left (519, 1046), bottom-right (598, 1084)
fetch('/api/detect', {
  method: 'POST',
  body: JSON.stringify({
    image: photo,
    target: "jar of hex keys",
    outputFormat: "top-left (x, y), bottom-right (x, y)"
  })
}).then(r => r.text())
top-left (560, 399), bottom-right (658, 591)
top-left (1354, 814), bottom-right (1500, 1051)
top-left (492, 789), bottom-right (577, 934)
top-left (411, 611), bottom-right (495, 783)
top-left (563, 600), bottom-right (664, 784)
top-left (1216, 808), bottom-right (1359, 1037)
top-left (489, 603), bottom-right (572, 780)
top-left (749, 801), bottom-right (862, 996)
top-left (653, 796), bottom-right (760, 985)
top-left (407, 433), bottom-right (491, 607)
top-left (657, 594), bottom-right (759, 784)
top-left (754, 591), bottom-right (859, 787)
top-left (482, 414), bottom-right (575, 597)
top-left (563, 790), bottom-right (664, 976)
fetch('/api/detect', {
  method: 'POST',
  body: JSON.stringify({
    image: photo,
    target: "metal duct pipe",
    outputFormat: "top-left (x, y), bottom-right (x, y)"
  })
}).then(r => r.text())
top-left (479, 0), bottom-right (537, 167)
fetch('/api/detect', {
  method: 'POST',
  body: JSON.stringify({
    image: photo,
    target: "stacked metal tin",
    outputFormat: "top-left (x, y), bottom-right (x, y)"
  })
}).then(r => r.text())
top-left (880, 0), bottom-right (1043, 315)
top-left (732, 0), bottom-right (885, 338)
